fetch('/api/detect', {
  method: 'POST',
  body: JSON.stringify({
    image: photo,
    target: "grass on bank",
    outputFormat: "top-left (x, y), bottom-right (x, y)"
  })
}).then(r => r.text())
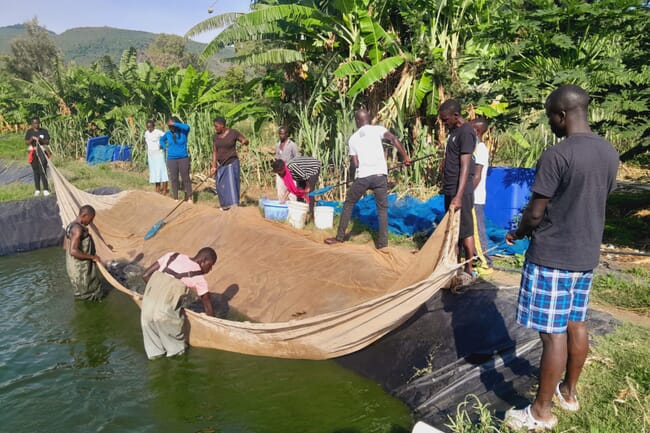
top-left (445, 323), bottom-right (650, 433)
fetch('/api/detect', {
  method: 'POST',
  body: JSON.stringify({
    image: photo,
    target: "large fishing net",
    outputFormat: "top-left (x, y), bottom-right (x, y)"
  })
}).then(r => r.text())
top-left (48, 159), bottom-right (462, 359)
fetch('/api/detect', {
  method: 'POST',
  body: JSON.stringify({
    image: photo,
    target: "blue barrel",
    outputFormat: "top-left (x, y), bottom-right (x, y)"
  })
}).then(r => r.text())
top-left (484, 167), bottom-right (536, 231)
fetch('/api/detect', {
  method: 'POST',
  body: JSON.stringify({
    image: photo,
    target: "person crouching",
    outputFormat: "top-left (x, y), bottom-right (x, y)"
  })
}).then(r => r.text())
top-left (140, 247), bottom-right (217, 360)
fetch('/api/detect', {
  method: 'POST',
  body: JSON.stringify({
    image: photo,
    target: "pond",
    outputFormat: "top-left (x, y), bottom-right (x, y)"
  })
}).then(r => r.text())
top-left (0, 248), bottom-right (412, 433)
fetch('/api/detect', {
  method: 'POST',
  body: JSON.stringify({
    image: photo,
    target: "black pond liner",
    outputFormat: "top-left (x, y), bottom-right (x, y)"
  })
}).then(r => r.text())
top-left (0, 161), bottom-right (618, 431)
top-left (338, 284), bottom-right (618, 431)
top-left (0, 162), bottom-right (120, 256)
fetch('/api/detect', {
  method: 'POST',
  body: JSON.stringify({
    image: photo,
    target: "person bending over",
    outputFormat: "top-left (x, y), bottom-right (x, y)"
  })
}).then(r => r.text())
top-left (271, 156), bottom-right (321, 220)
top-left (140, 247), bottom-right (217, 359)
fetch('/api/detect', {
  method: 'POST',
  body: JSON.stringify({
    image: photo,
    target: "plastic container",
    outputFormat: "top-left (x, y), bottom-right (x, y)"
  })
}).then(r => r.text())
top-left (314, 205), bottom-right (334, 229)
top-left (485, 166), bottom-right (536, 230)
top-left (263, 199), bottom-right (288, 221)
top-left (287, 201), bottom-right (309, 229)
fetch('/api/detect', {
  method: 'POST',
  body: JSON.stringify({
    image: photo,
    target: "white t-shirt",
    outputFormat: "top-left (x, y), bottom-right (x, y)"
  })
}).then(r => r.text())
top-left (348, 125), bottom-right (388, 178)
top-left (144, 129), bottom-right (165, 157)
top-left (473, 141), bottom-right (489, 205)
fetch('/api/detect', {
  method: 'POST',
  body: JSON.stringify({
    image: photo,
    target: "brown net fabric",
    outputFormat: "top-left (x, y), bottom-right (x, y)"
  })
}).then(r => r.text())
top-left (49, 160), bottom-right (461, 359)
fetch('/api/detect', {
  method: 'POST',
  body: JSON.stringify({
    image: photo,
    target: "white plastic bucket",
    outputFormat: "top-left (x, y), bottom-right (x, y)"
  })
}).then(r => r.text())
top-left (314, 205), bottom-right (334, 229)
top-left (287, 201), bottom-right (309, 229)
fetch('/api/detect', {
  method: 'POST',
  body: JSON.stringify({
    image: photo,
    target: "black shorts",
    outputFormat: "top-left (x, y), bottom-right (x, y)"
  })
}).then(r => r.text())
top-left (445, 194), bottom-right (474, 240)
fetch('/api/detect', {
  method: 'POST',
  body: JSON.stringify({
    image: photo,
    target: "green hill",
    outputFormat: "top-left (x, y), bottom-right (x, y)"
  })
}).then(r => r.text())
top-left (0, 24), bottom-right (233, 74)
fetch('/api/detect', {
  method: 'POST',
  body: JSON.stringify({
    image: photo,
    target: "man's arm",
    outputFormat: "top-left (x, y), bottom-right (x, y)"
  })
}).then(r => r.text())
top-left (383, 131), bottom-right (411, 165)
top-left (237, 133), bottom-right (249, 146)
top-left (211, 141), bottom-right (218, 176)
top-left (451, 153), bottom-right (472, 209)
top-left (142, 261), bottom-right (161, 283)
top-left (473, 163), bottom-right (483, 190)
top-left (505, 193), bottom-right (551, 244)
top-left (200, 293), bottom-right (214, 317)
top-left (349, 155), bottom-right (359, 180)
top-left (173, 122), bottom-right (190, 133)
top-left (68, 226), bottom-right (100, 262)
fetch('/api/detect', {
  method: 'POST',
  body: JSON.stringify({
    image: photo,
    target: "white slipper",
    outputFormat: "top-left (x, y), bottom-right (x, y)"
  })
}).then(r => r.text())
top-left (555, 382), bottom-right (580, 411)
top-left (505, 405), bottom-right (558, 431)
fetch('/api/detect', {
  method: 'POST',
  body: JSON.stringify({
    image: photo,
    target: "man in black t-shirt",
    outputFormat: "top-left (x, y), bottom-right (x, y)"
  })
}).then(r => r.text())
top-left (438, 99), bottom-right (477, 283)
top-left (24, 117), bottom-right (51, 196)
top-left (504, 85), bottom-right (619, 431)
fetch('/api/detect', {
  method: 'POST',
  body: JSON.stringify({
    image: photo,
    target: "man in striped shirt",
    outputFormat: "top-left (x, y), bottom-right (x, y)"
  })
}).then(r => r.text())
top-left (272, 156), bottom-right (322, 219)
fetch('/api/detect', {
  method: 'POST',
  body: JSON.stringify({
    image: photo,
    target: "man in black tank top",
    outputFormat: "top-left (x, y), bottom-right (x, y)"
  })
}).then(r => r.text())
top-left (65, 205), bottom-right (104, 301)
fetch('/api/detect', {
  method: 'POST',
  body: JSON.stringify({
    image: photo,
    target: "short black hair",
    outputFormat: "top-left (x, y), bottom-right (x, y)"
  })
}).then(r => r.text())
top-left (146, 119), bottom-right (155, 126)
top-left (213, 116), bottom-right (226, 126)
top-left (471, 117), bottom-right (489, 129)
top-left (31, 116), bottom-right (40, 123)
top-left (271, 159), bottom-right (285, 172)
top-left (79, 205), bottom-right (96, 217)
top-left (438, 99), bottom-right (461, 115)
top-left (196, 247), bottom-right (217, 262)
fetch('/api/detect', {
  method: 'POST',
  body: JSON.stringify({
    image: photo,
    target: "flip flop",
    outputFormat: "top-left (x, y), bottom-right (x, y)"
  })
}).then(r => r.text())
top-left (555, 382), bottom-right (580, 411)
top-left (505, 405), bottom-right (558, 431)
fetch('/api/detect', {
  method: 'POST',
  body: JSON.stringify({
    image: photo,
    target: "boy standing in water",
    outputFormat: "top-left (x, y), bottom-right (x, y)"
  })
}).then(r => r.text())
top-left (140, 248), bottom-right (217, 359)
top-left (65, 205), bottom-right (104, 301)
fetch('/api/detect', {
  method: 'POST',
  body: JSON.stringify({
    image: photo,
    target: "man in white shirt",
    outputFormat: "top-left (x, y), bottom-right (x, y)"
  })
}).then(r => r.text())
top-left (325, 109), bottom-right (411, 249)
top-left (471, 118), bottom-right (492, 269)
top-left (144, 119), bottom-right (168, 195)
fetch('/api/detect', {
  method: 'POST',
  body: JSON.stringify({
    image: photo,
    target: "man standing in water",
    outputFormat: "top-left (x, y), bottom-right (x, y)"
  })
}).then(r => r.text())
top-left (65, 205), bottom-right (104, 301)
top-left (140, 247), bottom-right (217, 359)
top-left (24, 117), bottom-right (52, 197)
top-left (505, 85), bottom-right (619, 430)
top-left (325, 108), bottom-right (411, 249)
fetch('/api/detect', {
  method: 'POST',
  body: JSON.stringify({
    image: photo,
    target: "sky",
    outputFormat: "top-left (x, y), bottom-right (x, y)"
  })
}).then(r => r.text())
top-left (0, 0), bottom-right (251, 43)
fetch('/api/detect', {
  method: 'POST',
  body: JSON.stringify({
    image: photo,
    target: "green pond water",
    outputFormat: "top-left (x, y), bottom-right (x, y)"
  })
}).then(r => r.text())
top-left (0, 248), bottom-right (413, 433)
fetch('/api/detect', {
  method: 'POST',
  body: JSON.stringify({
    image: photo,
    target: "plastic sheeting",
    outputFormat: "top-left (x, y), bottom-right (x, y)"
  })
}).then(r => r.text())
top-left (339, 283), bottom-right (618, 430)
top-left (85, 135), bottom-right (132, 165)
top-left (0, 161), bottom-right (33, 184)
top-left (0, 172), bottom-right (119, 256)
top-left (353, 193), bottom-right (528, 255)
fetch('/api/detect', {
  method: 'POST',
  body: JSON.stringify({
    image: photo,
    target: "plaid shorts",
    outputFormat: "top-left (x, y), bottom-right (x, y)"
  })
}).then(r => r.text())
top-left (516, 260), bottom-right (593, 334)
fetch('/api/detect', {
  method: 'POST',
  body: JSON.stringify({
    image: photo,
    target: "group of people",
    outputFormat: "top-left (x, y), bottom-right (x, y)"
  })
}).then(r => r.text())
top-left (60, 84), bottom-right (618, 432)
top-left (144, 116), bottom-right (249, 209)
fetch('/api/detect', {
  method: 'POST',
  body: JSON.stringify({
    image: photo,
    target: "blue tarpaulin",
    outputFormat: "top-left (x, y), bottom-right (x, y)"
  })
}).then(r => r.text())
top-left (85, 135), bottom-right (132, 165)
top-left (320, 167), bottom-right (534, 255)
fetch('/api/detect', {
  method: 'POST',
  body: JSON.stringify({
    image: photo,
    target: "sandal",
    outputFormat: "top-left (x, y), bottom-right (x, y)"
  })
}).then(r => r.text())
top-left (554, 382), bottom-right (580, 411)
top-left (324, 237), bottom-right (343, 245)
top-left (505, 405), bottom-right (558, 431)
